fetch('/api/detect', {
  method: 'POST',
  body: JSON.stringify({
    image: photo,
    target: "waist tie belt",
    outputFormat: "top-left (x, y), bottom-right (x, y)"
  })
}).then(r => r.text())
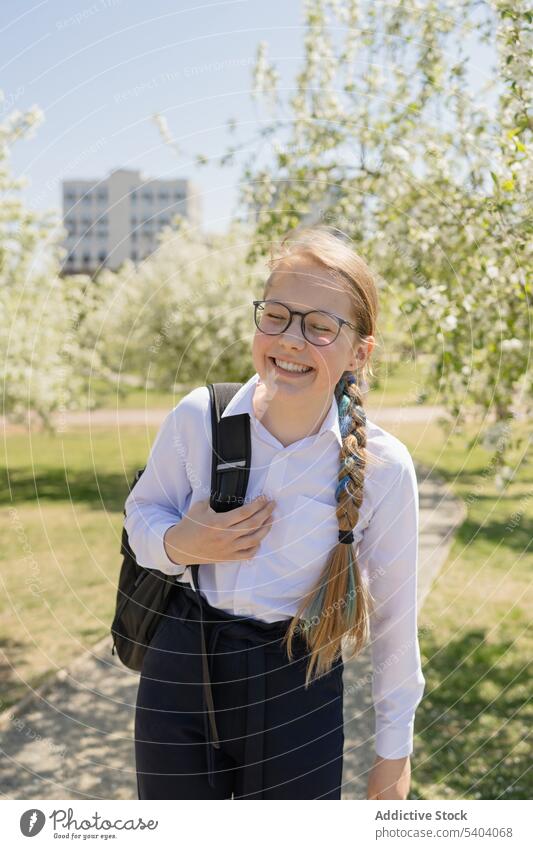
top-left (175, 584), bottom-right (299, 799)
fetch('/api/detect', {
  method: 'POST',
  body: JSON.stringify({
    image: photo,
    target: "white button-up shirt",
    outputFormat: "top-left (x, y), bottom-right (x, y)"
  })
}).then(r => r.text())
top-left (124, 372), bottom-right (425, 758)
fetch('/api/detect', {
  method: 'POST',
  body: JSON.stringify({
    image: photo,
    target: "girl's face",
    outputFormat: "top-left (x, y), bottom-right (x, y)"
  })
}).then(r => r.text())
top-left (252, 259), bottom-right (365, 403)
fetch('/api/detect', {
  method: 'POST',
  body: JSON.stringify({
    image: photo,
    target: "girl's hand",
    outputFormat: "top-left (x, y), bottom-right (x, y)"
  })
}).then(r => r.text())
top-left (164, 494), bottom-right (277, 565)
top-left (367, 754), bottom-right (411, 800)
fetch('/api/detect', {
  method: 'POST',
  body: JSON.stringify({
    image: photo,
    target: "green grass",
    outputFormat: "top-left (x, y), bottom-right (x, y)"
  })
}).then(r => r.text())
top-left (94, 386), bottom-right (183, 410)
top-left (1, 383), bottom-right (531, 799)
top-left (393, 418), bottom-right (532, 801)
top-left (0, 426), bottom-right (155, 711)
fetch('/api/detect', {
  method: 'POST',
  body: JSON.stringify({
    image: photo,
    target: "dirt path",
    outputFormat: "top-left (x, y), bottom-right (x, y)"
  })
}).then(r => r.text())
top-left (1, 404), bottom-right (446, 433)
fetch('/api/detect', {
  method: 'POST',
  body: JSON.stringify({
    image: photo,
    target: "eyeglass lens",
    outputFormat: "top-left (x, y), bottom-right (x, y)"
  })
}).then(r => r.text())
top-left (255, 302), bottom-right (340, 345)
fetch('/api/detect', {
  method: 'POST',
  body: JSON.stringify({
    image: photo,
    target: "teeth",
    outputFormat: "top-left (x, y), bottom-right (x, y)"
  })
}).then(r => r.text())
top-left (274, 358), bottom-right (312, 373)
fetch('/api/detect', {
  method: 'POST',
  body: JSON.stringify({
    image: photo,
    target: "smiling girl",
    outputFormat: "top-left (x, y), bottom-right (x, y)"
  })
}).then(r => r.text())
top-left (127, 224), bottom-right (425, 800)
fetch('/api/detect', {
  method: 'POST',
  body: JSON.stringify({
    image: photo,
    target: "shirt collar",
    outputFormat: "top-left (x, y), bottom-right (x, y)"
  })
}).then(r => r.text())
top-left (220, 373), bottom-right (343, 447)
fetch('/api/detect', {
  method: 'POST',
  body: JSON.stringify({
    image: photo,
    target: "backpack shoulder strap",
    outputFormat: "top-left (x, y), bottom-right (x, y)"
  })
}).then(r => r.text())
top-left (190, 381), bottom-right (251, 593)
top-left (208, 382), bottom-right (251, 513)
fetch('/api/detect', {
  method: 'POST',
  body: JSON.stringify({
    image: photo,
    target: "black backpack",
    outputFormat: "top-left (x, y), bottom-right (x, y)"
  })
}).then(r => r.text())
top-left (110, 382), bottom-right (252, 672)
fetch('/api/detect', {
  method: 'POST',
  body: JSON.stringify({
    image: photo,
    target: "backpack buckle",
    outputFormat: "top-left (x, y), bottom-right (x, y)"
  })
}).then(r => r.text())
top-left (216, 459), bottom-right (247, 472)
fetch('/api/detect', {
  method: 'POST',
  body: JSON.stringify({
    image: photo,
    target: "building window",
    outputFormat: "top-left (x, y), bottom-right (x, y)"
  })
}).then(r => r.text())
top-left (174, 192), bottom-right (184, 201)
top-left (98, 252), bottom-right (106, 263)
top-left (131, 190), bottom-right (137, 202)
top-left (67, 254), bottom-right (75, 264)
top-left (131, 250), bottom-right (138, 261)
top-left (158, 191), bottom-right (169, 201)
top-left (65, 191), bottom-right (76, 202)
top-left (82, 194), bottom-right (92, 204)
top-left (83, 253), bottom-right (91, 265)
top-left (131, 231), bottom-right (137, 242)
top-left (142, 192), bottom-right (153, 202)
top-left (131, 217), bottom-right (137, 226)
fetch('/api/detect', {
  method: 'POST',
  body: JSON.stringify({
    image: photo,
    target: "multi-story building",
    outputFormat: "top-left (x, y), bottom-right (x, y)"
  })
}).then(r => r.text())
top-left (61, 168), bottom-right (201, 275)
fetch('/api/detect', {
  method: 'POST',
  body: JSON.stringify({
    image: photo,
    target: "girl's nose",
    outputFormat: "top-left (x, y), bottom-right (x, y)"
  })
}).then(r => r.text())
top-left (279, 314), bottom-right (306, 346)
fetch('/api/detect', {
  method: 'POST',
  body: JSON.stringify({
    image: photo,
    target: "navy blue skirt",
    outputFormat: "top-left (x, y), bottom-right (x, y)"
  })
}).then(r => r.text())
top-left (134, 582), bottom-right (344, 799)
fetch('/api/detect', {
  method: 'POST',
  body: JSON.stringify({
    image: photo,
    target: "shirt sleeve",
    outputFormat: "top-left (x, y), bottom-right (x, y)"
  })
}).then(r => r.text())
top-left (356, 453), bottom-right (426, 759)
top-left (124, 405), bottom-right (193, 577)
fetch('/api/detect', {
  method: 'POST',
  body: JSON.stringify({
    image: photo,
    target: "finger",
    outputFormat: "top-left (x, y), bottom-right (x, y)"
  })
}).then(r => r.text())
top-left (224, 494), bottom-right (274, 526)
top-left (233, 501), bottom-right (276, 531)
top-left (234, 544), bottom-right (260, 559)
top-left (230, 512), bottom-right (275, 540)
top-left (234, 518), bottom-right (274, 552)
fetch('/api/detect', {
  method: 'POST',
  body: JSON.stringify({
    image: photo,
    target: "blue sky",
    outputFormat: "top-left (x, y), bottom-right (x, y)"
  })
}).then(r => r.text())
top-left (2, 0), bottom-right (496, 234)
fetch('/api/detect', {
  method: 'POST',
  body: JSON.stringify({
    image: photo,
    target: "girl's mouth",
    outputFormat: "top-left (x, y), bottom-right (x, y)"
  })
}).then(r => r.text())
top-left (268, 356), bottom-right (315, 377)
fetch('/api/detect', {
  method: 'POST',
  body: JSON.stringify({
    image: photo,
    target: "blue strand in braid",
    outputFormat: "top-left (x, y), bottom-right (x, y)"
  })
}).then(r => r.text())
top-left (300, 577), bottom-right (328, 630)
top-left (335, 474), bottom-right (352, 501)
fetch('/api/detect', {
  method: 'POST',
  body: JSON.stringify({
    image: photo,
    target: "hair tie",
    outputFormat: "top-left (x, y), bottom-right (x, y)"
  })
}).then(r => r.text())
top-left (338, 529), bottom-right (354, 544)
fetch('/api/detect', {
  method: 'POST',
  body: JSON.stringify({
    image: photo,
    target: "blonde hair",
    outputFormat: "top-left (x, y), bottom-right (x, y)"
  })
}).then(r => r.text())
top-left (263, 224), bottom-right (382, 685)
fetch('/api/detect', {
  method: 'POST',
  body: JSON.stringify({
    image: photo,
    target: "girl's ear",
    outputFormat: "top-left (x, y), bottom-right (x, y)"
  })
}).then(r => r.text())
top-left (347, 344), bottom-right (364, 373)
top-left (350, 337), bottom-right (374, 372)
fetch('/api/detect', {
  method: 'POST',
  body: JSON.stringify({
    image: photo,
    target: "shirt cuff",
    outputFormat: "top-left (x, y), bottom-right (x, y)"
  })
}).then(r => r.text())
top-left (374, 721), bottom-right (415, 760)
top-left (149, 519), bottom-right (187, 576)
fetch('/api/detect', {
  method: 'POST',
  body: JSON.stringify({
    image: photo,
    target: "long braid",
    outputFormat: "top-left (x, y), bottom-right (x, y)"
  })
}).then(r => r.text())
top-left (282, 369), bottom-right (376, 686)
top-left (266, 222), bottom-right (381, 685)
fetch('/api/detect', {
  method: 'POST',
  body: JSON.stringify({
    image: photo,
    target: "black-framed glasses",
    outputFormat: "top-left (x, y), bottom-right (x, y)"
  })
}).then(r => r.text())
top-left (253, 299), bottom-right (358, 347)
